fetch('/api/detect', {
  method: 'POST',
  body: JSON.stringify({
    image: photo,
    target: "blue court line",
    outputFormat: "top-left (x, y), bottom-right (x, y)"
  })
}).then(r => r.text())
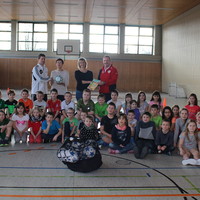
top-left (0, 166), bottom-right (199, 170)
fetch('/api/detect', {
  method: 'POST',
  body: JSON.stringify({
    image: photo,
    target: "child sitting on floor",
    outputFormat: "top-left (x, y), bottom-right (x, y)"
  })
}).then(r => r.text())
top-left (41, 112), bottom-right (62, 143)
top-left (0, 110), bottom-right (12, 146)
top-left (18, 88), bottom-right (33, 114)
top-left (150, 104), bottom-right (162, 130)
top-left (179, 120), bottom-right (200, 166)
top-left (95, 94), bottom-right (108, 125)
top-left (28, 107), bottom-right (43, 143)
top-left (156, 120), bottom-right (174, 156)
top-left (78, 115), bottom-right (99, 142)
top-left (134, 112), bottom-right (156, 159)
top-left (62, 108), bottom-right (79, 142)
top-left (107, 90), bottom-right (122, 116)
top-left (109, 113), bottom-right (134, 154)
top-left (12, 102), bottom-right (29, 143)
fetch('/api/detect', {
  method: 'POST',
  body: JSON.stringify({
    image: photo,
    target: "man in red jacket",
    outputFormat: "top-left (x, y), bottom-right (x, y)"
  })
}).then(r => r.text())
top-left (98, 56), bottom-right (118, 102)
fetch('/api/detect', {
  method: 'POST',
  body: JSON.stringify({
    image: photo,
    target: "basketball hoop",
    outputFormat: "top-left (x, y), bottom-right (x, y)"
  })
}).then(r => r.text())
top-left (64, 45), bottom-right (73, 54)
top-left (56, 40), bottom-right (81, 59)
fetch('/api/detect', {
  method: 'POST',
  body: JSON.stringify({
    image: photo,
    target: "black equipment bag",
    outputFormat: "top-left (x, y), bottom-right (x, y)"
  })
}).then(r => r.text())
top-left (57, 137), bottom-right (102, 173)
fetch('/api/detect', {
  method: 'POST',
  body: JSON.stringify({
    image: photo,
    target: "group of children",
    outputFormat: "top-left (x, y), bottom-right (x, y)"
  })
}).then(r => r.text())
top-left (0, 88), bottom-right (200, 166)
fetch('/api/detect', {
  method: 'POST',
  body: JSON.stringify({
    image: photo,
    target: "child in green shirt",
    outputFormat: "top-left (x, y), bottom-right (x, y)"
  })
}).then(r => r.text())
top-left (0, 91), bottom-right (5, 111)
top-left (0, 110), bottom-right (12, 146)
top-left (5, 90), bottom-right (18, 118)
top-left (150, 104), bottom-right (162, 130)
top-left (77, 89), bottom-right (95, 119)
top-left (95, 94), bottom-right (108, 123)
top-left (62, 108), bottom-right (79, 142)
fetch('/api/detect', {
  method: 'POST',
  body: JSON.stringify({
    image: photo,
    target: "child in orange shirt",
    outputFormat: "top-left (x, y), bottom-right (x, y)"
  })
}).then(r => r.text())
top-left (18, 89), bottom-right (33, 114)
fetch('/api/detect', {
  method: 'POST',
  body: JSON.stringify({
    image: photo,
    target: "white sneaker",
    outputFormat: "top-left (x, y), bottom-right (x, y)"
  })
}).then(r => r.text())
top-left (182, 159), bottom-right (197, 165)
top-left (196, 159), bottom-right (200, 165)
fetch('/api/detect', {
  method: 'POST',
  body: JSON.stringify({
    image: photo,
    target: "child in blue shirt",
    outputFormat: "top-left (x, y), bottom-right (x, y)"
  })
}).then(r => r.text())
top-left (41, 112), bottom-right (62, 143)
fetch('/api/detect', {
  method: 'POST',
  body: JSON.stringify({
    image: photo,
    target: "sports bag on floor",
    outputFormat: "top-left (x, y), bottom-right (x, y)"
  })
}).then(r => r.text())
top-left (57, 137), bottom-right (102, 172)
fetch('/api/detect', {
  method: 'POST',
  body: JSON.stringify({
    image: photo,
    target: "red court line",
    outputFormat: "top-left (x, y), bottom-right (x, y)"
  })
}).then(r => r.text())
top-left (0, 194), bottom-right (199, 198)
top-left (8, 153), bottom-right (16, 155)
top-left (36, 147), bottom-right (44, 149)
top-left (23, 150), bottom-right (31, 152)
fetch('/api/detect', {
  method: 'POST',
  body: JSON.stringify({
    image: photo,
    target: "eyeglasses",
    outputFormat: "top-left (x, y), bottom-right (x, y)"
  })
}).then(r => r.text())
top-left (67, 112), bottom-right (74, 114)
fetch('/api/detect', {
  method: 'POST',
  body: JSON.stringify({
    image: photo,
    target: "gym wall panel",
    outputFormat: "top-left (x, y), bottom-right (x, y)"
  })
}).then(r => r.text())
top-left (162, 4), bottom-right (200, 97)
top-left (0, 58), bottom-right (161, 93)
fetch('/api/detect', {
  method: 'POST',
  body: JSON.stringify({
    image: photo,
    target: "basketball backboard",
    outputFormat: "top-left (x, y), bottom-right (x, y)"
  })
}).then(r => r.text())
top-left (57, 39), bottom-right (80, 56)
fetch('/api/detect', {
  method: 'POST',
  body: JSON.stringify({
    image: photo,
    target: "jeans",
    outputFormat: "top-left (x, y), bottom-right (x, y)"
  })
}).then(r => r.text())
top-left (109, 142), bottom-right (134, 153)
top-left (76, 90), bottom-right (83, 101)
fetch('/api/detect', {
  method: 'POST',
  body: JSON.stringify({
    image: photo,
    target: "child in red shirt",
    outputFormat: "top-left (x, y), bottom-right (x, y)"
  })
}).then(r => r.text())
top-left (46, 88), bottom-right (61, 122)
top-left (185, 93), bottom-right (200, 120)
top-left (29, 107), bottom-right (43, 143)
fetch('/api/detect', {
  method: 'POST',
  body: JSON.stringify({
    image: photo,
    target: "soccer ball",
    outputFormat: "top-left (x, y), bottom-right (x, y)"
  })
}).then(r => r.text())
top-left (65, 150), bottom-right (79, 163)
top-left (55, 76), bottom-right (63, 83)
top-left (83, 146), bottom-right (96, 158)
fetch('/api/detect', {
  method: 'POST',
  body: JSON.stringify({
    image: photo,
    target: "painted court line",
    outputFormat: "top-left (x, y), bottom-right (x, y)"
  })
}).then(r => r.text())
top-left (0, 166), bottom-right (199, 170)
top-left (0, 193), bottom-right (200, 198)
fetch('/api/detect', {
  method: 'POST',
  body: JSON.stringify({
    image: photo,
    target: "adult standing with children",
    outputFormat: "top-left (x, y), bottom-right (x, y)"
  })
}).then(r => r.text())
top-left (50, 58), bottom-right (69, 101)
top-left (98, 55), bottom-right (118, 102)
top-left (31, 54), bottom-right (50, 102)
top-left (75, 57), bottom-right (93, 101)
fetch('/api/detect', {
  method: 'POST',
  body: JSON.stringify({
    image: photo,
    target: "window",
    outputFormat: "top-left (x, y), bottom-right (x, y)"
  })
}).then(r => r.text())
top-left (89, 25), bottom-right (119, 54)
top-left (53, 24), bottom-right (83, 52)
top-left (124, 26), bottom-right (153, 55)
top-left (18, 23), bottom-right (47, 51)
top-left (0, 22), bottom-right (11, 50)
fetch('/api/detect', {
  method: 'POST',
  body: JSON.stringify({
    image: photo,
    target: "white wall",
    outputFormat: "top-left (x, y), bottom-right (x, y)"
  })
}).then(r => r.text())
top-left (162, 4), bottom-right (200, 97)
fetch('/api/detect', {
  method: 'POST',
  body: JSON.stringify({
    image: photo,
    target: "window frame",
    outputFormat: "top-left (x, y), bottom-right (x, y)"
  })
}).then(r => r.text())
top-left (124, 25), bottom-right (154, 55)
top-left (17, 22), bottom-right (48, 51)
top-left (0, 22), bottom-right (12, 51)
top-left (89, 24), bottom-right (119, 54)
top-left (53, 23), bottom-right (83, 52)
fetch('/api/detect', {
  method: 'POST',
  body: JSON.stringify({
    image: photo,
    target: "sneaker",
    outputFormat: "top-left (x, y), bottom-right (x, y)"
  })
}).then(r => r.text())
top-left (158, 150), bottom-right (162, 154)
top-left (140, 146), bottom-right (148, 159)
top-left (182, 159), bottom-right (197, 166)
top-left (108, 148), bottom-right (113, 154)
top-left (108, 148), bottom-right (120, 154)
top-left (128, 150), bottom-right (134, 154)
top-left (196, 159), bottom-right (200, 166)
top-left (113, 150), bottom-right (120, 154)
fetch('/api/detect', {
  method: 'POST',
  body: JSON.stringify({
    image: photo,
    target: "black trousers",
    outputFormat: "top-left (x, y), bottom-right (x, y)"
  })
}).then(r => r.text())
top-left (42, 133), bottom-right (62, 142)
top-left (31, 94), bottom-right (48, 102)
